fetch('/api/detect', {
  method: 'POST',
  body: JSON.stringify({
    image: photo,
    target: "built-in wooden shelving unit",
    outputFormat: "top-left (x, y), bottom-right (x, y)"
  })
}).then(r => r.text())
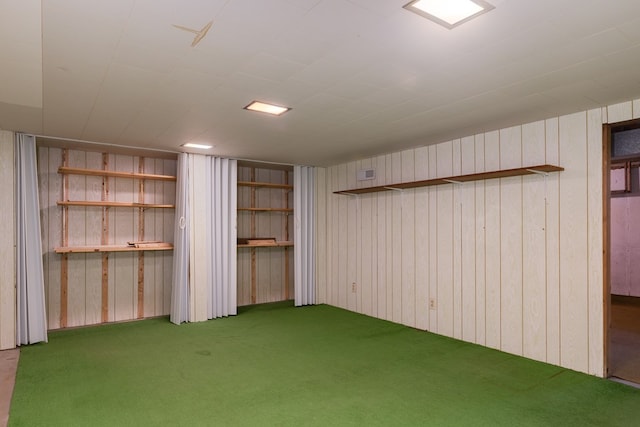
top-left (56, 162), bottom-right (175, 255)
top-left (333, 164), bottom-right (564, 195)
top-left (55, 151), bottom-right (177, 326)
top-left (237, 167), bottom-right (293, 304)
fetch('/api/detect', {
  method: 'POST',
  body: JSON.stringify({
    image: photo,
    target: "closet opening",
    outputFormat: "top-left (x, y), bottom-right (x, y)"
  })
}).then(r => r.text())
top-left (606, 119), bottom-right (640, 385)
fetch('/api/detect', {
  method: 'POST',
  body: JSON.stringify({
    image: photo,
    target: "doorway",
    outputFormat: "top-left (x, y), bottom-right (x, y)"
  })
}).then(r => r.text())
top-left (607, 120), bottom-right (640, 384)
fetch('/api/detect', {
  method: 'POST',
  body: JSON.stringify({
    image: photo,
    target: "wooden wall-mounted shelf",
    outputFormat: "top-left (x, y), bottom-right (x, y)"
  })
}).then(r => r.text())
top-left (55, 244), bottom-right (174, 254)
top-left (334, 164), bottom-right (564, 195)
top-left (238, 181), bottom-right (293, 190)
top-left (237, 241), bottom-right (293, 248)
top-left (58, 166), bottom-right (176, 181)
top-left (57, 201), bottom-right (175, 209)
top-left (237, 207), bottom-right (293, 213)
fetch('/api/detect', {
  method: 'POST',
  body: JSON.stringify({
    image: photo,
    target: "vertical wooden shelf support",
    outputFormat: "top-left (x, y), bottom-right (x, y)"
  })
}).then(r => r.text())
top-left (101, 153), bottom-right (109, 323)
top-left (250, 168), bottom-right (257, 305)
top-left (284, 170), bottom-right (290, 301)
top-left (60, 149), bottom-right (69, 328)
top-left (137, 157), bottom-right (145, 319)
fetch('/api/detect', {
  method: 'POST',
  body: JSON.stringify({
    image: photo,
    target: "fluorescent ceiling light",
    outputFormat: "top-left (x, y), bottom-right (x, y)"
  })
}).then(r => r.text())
top-left (182, 142), bottom-right (212, 149)
top-left (244, 101), bottom-right (291, 116)
top-left (403, 0), bottom-right (494, 29)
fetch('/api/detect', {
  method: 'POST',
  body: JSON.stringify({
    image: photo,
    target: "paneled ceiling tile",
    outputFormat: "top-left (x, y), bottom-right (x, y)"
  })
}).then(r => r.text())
top-left (81, 100), bottom-right (142, 144)
top-left (323, 79), bottom-right (379, 101)
top-left (151, 68), bottom-right (224, 109)
top-left (118, 106), bottom-right (183, 144)
top-left (617, 17), bottom-right (640, 42)
top-left (264, 30), bottom-right (344, 66)
top-left (0, 0), bottom-right (41, 108)
top-left (0, 56), bottom-right (42, 108)
top-left (114, 42), bottom-right (185, 75)
top-left (43, 74), bottom-right (101, 136)
top-left (100, 64), bottom-right (164, 104)
top-left (237, 53), bottom-right (307, 84)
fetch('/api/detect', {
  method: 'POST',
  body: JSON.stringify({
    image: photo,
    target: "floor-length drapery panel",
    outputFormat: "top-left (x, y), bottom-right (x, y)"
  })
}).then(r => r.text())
top-left (294, 166), bottom-right (316, 306)
top-left (15, 133), bottom-right (47, 344)
top-left (188, 154), bottom-right (237, 322)
top-left (170, 153), bottom-right (189, 325)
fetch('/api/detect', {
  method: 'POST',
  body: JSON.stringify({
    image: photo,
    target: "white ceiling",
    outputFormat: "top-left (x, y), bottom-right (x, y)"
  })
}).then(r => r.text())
top-left (2, 0), bottom-right (640, 166)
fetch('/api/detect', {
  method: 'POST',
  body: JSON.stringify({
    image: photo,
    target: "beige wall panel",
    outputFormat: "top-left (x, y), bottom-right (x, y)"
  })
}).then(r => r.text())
top-left (347, 161), bottom-right (358, 312)
top-left (452, 140), bottom-right (462, 339)
top-left (337, 164), bottom-right (348, 310)
top-left (474, 134), bottom-right (486, 345)
top-left (361, 191), bottom-right (373, 316)
top-left (414, 146), bottom-right (429, 330)
top-left (460, 136), bottom-right (476, 342)
top-left (545, 117), bottom-right (561, 365)
top-left (558, 111), bottom-right (590, 373)
top-left (606, 101), bottom-right (632, 124)
top-left (385, 155), bottom-right (394, 322)
top-left (329, 166), bottom-right (339, 307)
top-left (484, 131), bottom-right (502, 349)
top-left (499, 126), bottom-right (524, 356)
top-left (236, 167), bottom-right (251, 306)
top-left (390, 153), bottom-right (403, 323)
top-left (255, 169), bottom-right (273, 303)
top-left (633, 99), bottom-right (640, 119)
top-left (84, 152), bottom-right (103, 325)
top-left (112, 155), bottom-right (136, 322)
top-left (66, 150), bottom-right (88, 327)
top-left (428, 145), bottom-right (438, 330)
top-left (586, 108), bottom-right (604, 376)
top-left (153, 159), bottom-right (166, 314)
top-left (436, 142), bottom-right (454, 337)
top-left (522, 121), bottom-right (547, 362)
top-left (0, 131), bottom-right (15, 349)
top-left (375, 155), bottom-right (388, 319)
top-left (401, 149), bottom-right (416, 327)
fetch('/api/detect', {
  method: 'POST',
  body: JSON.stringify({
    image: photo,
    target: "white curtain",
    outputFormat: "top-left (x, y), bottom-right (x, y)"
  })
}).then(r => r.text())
top-left (170, 153), bottom-right (189, 325)
top-left (207, 157), bottom-right (237, 319)
top-left (187, 154), bottom-right (237, 322)
top-left (15, 133), bottom-right (48, 344)
top-left (294, 166), bottom-right (316, 306)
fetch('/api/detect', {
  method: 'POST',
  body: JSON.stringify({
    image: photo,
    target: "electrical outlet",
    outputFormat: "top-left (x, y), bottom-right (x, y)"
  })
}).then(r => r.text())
top-left (429, 298), bottom-right (436, 310)
top-left (351, 282), bottom-right (357, 293)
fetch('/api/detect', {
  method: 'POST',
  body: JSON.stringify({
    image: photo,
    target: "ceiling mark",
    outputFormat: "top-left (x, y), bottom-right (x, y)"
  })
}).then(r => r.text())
top-left (172, 20), bottom-right (213, 47)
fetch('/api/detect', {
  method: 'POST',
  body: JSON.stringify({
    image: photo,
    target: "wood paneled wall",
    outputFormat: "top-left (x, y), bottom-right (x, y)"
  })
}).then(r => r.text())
top-left (38, 147), bottom-right (176, 329)
top-left (316, 101), bottom-right (640, 377)
top-left (0, 130), bottom-right (16, 350)
top-left (237, 166), bottom-right (294, 305)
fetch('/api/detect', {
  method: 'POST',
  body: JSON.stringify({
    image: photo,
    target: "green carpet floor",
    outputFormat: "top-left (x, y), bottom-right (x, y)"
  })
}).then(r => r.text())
top-left (9, 301), bottom-right (640, 426)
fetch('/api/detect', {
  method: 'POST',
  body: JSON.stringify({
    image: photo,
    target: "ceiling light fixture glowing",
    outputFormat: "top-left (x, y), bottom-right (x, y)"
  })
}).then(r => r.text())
top-left (182, 143), bottom-right (212, 149)
top-left (403, 0), bottom-right (494, 29)
top-left (244, 101), bottom-right (291, 116)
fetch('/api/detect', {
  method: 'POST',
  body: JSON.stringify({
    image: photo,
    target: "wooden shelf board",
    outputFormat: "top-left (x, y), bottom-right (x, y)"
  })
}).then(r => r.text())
top-left (58, 166), bottom-right (176, 181)
top-left (238, 181), bottom-right (293, 190)
top-left (237, 241), bottom-right (293, 248)
top-left (58, 200), bottom-right (175, 208)
top-left (334, 164), bottom-right (564, 195)
top-left (55, 243), bottom-right (174, 254)
top-left (237, 207), bottom-right (293, 212)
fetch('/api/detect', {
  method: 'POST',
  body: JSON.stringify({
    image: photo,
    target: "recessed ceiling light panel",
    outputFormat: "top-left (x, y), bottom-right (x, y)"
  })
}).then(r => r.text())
top-left (182, 143), bottom-right (212, 149)
top-left (244, 101), bottom-right (291, 116)
top-left (403, 0), bottom-right (494, 29)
